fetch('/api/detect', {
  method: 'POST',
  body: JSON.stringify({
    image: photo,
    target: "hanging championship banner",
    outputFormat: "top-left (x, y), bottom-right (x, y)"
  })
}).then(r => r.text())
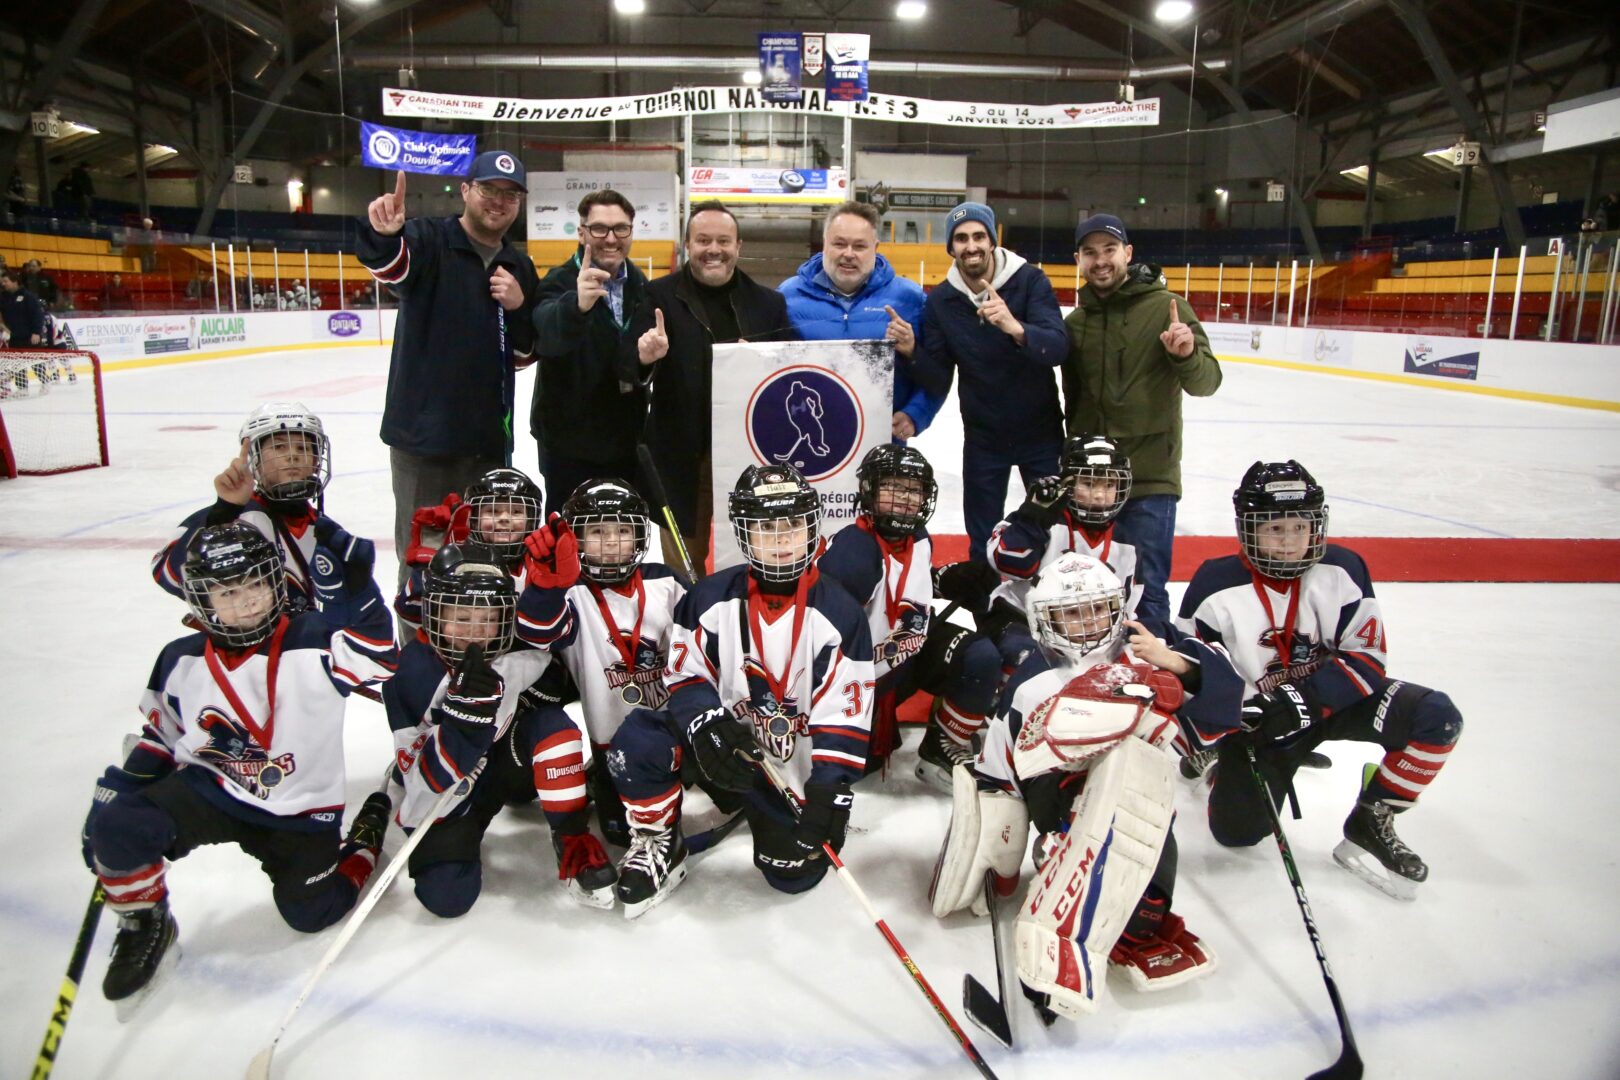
top-left (359, 121), bottom-right (477, 175)
top-left (824, 33), bottom-right (870, 103)
top-left (758, 32), bottom-right (803, 102)
top-left (710, 340), bottom-right (893, 572)
top-left (382, 86), bottom-right (1160, 130)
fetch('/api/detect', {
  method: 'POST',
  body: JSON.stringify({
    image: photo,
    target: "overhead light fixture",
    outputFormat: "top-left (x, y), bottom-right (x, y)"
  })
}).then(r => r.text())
top-left (896, 0), bottom-right (928, 18)
top-left (64, 122), bottom-right (100, 135)
top-left (1213, 186), bottom-right (1227, 196)
top-left (1339, 165), bottom-right (1369, 182)
top-left (147, 143), bottom-right (178, 156)
top-left (741, 69), bottom-right (762, 85)
top-left (1154, 1), bottom-right (1194, 23)
top-left (613, 0), bottom-right (645, 13)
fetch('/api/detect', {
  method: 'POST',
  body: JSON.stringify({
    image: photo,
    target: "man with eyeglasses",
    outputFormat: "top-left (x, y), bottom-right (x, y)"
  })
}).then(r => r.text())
top-left (356, 149), bottom-right (541, 586)
top-left (529, 189), bottom-right (650, 512)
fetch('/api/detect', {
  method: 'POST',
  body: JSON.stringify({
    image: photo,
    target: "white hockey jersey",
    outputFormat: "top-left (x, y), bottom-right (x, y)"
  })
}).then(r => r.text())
top-left (988, 511), bottom-right (1141, 621)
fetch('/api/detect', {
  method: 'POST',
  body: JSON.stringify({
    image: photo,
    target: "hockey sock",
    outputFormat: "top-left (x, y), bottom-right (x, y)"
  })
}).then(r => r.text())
top-left (621, 781), bottom-right (682, 830)
top-left (936, 697), bottom-right (987, 747)
top-left (337, 847), bottom-right (379, 892)
top-left (99, 861), bottom-right (168, 911)
top-left (1368, 742), bottom-right (1453, 806)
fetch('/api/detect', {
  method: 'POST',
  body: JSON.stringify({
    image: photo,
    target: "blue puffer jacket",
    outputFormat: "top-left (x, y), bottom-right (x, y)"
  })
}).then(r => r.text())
top-left (779, 253), bottom-right (945, 436)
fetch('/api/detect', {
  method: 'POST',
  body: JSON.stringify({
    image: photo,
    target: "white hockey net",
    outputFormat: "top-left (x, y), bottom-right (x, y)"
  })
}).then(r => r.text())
top-left (0, 350), bottom-right (109, 478)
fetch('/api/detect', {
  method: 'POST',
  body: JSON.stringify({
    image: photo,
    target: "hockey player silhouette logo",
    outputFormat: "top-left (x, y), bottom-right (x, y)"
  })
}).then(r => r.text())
top-left (194, 707), bottom-right (297, 799)
top-left (605, 637), bottom-right (670, 708)
top-left (745, 364), bottom-right (864, 482)
top-left (1256, 628), bottom-right (1326, 692)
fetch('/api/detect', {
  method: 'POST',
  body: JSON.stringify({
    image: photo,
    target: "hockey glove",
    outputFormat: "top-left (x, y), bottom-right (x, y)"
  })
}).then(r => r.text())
top-left (523, 513), bottom-right (582, 590)
top-left (80, 767), bottom-right (148, 870)
top-left (405, 494), bottom-right (464, 567)
top-left (915, 621), bottom-right (975, 682)
top-left (314, 515), bottom-right (377, 592)
top-left (1015, 475), bottom-right (1070, 530)
top-left (685, 706), bottom-right (763, 793)
top-left (932, 560), bottom-right (1002, 616)
top-left (1240, 682), bottom-right (1321, 744)
top-left (792, 780), bottom-right (854, 858)
top-left (438, 643), bottom-right (505, 746)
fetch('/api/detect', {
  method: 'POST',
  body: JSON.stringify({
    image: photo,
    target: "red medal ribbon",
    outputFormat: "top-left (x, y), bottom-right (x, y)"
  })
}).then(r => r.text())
top-left (203, 615), bottom-right (289, 752)
top-left (588, 571), bottom-right (647, 673)
top-left (747, 573), bottom-right (809, 706)
top-left (1250, 575), bottom-right (1302, 668)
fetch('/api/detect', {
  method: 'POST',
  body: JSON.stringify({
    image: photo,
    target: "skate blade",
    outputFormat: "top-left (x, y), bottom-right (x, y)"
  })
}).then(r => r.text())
top-left (914, 759), bottom-right (957, 795)
top-left (620, 862), bottom-right (689, 920)
top-left (113, 938), bottom-right (182, 1023)
top-left (1332, 838), bottom-right (1419, 902)
top-left (564, 878), bottom-right (619, 911)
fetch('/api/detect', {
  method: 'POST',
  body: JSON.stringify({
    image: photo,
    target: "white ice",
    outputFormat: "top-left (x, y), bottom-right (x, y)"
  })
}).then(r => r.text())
top-left (3, 346), bottom-right (1619, 1079)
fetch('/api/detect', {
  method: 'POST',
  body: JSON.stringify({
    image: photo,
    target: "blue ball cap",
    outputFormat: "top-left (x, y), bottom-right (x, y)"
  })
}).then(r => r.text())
top-left (1075, 213), bottom-right (1128, 246)
top-left (467, 150), bottom-right (527, 191)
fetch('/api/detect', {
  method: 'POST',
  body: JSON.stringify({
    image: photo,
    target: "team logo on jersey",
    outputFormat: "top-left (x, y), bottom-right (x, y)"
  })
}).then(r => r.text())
top-left (745, 364), bottom-right (864, 481)
top-left (733, 667), bottom-right (807, 759)
top-left (875, 603), bottom-right (929, 666)
top-left (193, 707), bottom-right (297, 799)
top-left (1256, 629), bottom-right (1326, 692)
top-left (605, 637), bottom-right (670, 708)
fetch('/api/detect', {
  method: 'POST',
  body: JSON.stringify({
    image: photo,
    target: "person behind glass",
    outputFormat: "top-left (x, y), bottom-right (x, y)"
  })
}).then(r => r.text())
top-left (530, 190), bottom-right (650, 513)
top-left (1061, 213), bottom-right (1221, 633)
top-left (354, 150), bottom-right (540, 588)
top-left (624, 201), bottom-right (797, 576)
top-left (911, 202), bottom-right (1069, 564)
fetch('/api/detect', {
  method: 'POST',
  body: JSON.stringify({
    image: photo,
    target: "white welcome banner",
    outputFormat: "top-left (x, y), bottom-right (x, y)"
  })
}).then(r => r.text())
top-left (710, 339), bottom-right (894, 572)
top-left (382, 85), bottom-right (1160, 130)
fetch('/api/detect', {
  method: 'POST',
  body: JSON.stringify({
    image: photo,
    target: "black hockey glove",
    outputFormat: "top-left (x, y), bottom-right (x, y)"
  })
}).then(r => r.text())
top-left (932, 560), bottom-right (1002, 616)
top-left (685, 706), bottom-right (763, 793)
top-left (439, 643), bottom-right (505, 746)
top-left (792, 780), bottom-right (854, 858)
top-left (1240, 682), bottom-right (1321, 744)
top-left (80, 767), bottom-right (147, 870)
top-left (915, 621), bottom-right (975, 683)
top-left (1015, 475), bottom-right (1069, 531)
top-left (314, 515), bottom-right (377, 592)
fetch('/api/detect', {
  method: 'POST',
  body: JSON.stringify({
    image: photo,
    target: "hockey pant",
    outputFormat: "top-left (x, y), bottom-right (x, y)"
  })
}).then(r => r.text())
top-left (91, 770), bottom-right (359, 933)
top-left (1208, 677), bottom-right (1463, 848)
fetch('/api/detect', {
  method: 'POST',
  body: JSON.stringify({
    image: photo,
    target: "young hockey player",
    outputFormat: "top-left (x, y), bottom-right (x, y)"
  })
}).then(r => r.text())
top-left (602, 464), bottom-right (875, 917)
top-left (81, 522), bottom-right (397, 1013)
top-left (515, 479), bottom-right (686, 847)
top-left (385, 541), bottom-right (616, 915)
top-left (931, 552), bottom-right (1243, 1019)
top-left (817, 445), bottom-right (1002, 789)
top-left (1175, 461), bottom-right (1463, 900)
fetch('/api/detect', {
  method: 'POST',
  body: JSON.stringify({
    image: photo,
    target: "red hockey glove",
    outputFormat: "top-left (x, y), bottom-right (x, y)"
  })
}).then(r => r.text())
top-left (523, 513), bottom-right (581, 590)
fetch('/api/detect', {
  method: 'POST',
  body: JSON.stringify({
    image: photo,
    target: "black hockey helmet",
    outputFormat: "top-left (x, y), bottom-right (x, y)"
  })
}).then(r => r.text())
top-left (561, 478), bottom-right (651, 586)
top-left (422, 541), bottom-right (517, 664)
top-left (1233, 460), bottom-right (1329, 580)
top-left (462, 468), bottom-right (544, 569)
top-left (1059, 434), bottom-right (1132, 527)
top-left (856, 444), bottom-right (938, 541)
top-left (729, 463), bottom-right (822, 583)
top-left (182, 522), bottom-right (287, 649)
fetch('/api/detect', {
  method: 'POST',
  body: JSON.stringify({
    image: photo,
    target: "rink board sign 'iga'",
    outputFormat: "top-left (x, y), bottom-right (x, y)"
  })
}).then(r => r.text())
top-left (710, 339), bottom-right (893, 571)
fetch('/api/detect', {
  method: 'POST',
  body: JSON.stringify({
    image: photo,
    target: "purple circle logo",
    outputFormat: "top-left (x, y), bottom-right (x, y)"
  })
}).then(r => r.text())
top-left (744, 365), bottom-right (864, 482)
top-left (328, 312), bottom-right (362, 337)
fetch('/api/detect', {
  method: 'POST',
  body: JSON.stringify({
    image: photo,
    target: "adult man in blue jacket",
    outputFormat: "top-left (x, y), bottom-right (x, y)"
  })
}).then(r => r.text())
top-left (779, 201), bottom-right (943, 441)
top-left (913, 201), bottom-right (1068, 562)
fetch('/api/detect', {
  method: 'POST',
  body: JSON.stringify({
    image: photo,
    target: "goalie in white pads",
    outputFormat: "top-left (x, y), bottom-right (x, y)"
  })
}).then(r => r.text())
top-left (931, 552), bottom-right (1244, 1020)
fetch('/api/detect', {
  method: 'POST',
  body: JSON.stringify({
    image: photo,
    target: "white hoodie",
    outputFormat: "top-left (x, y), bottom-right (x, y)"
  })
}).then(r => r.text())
top-left (944, 247), bottom-right (1028, 307)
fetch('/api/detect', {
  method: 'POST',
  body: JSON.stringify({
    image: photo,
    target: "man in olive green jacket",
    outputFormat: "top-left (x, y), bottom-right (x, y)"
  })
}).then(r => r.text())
top-left (1060, 213), bottom-right (1221, 633)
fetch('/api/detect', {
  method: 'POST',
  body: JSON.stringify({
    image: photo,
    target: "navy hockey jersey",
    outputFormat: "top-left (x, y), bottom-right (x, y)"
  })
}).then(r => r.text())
top-left (817, 517), bottom-right (933, 681)
top-left (988, 510), bottom-right (1141, 622)
top-left (153, 496), bottom-right (325, 608)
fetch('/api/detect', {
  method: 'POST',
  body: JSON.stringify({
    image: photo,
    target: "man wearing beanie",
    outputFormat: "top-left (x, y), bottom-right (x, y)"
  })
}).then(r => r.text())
top-left (913, 201), bottom-right (1068, 563)
top-left (1061, 212), bottom-right (1221, 635)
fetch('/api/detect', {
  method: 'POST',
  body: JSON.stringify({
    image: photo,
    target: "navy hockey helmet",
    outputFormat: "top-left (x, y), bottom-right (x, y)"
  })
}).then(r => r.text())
top-left (1233, 460), bottom-right (1329, 580)
top-left (1059, 434), bottom-right (1132, 527)
top-left (182, 522), bottom-right (287, 649)
top-left (729, 463), bottom-right (822, 583)
top-left (463, 467), bottom-right (544, 569)
top-left (239, 402), bottom-right (330, 503)
top-left (422, 541), bottom-right (517, 664)
top-left (561, 479), bottom-right (651, 586)
top-left (856, 444), bottom-right (938, 541)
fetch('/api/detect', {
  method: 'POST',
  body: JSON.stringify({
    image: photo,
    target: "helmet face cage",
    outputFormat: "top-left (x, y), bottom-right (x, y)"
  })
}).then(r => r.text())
top-left (562, 480), bottom-right (651, 586)
top-left (730, 466), bottom-right (823, 584)
top-left (423, 574), bottom-right (517, 665)
top-left (1060, 436), bottom-right (1132, 527)
top-left (241, 403), bottom-right (331, 503)
top-left (183, 534), bottom-right (287, 650)
top-left (1029, 589), bottom-right (1125, 662)
top-left (856, 447), bottom-right (938, 540)
top-left (465, 485), bottom-right (542, 569)
top-left (1237, 507), bottom-right (1329, 580)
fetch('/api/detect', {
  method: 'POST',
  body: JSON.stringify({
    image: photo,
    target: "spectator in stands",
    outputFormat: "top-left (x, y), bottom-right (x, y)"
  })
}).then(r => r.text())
top-left (528, 189), bottom-right (651, 513)
top-left (184, 268), bottom-right (210, 305)
top-left (5, 172), bottom-right (25, 219)
top-left (1598, 192), bottom-right (1619, 232)
top-left (355, 152), bottom-right (540, 587)
top-left (101, 273), bottom-right (134, 312)
top-left (1060, 213), bottom-right (1221, 635)
top-left (624, 200), bottom-right (798, 573)
top-left (69, 164), bottom-right (94, 222)
top-left (779, 200), bottom-right (944, 442)
top-left (1, 268), bottom-right (46, 347)
top-left (20, 260), bottom-right (59, 310)
top-left (912, 201), bottom-right (1069, 564)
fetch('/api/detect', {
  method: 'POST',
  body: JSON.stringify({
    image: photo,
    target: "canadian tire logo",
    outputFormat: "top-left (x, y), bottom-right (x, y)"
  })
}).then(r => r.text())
top-left (745, 365), bottom-right (863, 481)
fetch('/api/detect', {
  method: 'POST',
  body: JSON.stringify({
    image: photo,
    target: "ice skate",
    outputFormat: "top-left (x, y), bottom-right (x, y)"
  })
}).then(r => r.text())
top-left (1178, 747), bottom-right (1218, 782)
top-left (554, 830), bottom-right (618, 910)
top-left (616, 825), bottom-right (687, 919)
top-left (104, 899), bottom-right (180, 1022)
top-left (1334, 797), bottom-right (1427, 901)
top-left (915, 722), bottom-right (973, 793)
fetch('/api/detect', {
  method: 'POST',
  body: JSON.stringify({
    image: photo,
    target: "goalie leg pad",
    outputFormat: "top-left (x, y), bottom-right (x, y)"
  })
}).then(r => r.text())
top-left (929, 762), bottom-right (1029, 918)
top-left (1013, 737), bottom-right (1176, 1020)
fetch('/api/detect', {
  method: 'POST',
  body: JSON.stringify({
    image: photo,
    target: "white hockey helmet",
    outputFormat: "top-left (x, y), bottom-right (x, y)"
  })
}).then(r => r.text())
top-left (239, 401), bottom-right (331, 502)
top-left (1025, 551), bottom-right (1127, 665)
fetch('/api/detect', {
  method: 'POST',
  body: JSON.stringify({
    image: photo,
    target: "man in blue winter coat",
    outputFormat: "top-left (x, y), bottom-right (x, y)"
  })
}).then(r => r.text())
top-left (779, 201), bottom-right (944, 441)
top-left (912, 201), bottom-right (1068, 562)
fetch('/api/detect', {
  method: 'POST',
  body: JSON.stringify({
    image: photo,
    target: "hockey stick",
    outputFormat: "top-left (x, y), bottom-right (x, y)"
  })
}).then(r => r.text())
top-left (961, 870), bottom-right (1013, 1048)
top-left (244, 776), bottom-right (469, 1080)
top-left (635, 442), bottom-right (700, 584)
top-left (32, 882), bottom-right (106, 1080)
top-left (1247, 744), bottom-right (1365, 1080)
top-left (757, 757), bottom-right (1000, 1080)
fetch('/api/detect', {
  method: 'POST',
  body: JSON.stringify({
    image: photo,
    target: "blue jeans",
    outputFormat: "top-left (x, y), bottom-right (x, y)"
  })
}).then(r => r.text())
top-left (1113, 494), bottom-right (1178, 637)
top-left (962, 439), bottom-right (1061, 564)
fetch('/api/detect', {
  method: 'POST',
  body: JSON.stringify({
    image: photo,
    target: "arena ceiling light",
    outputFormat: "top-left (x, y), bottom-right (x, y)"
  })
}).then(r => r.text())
top-left (613, 0), bottom-right (646, 14)
top-left (1154, 1), bottom-right (1195, 23)
top-left (741, 69), bottom-right (763, 85)
top-left (896, 0), bottom-right (928, 19)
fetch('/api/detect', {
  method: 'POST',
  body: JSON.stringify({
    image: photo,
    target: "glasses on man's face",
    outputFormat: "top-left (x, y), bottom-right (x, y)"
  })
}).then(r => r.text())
top-left (472, 182), bottom-right (523, 205)
top-left (583, 223), bottom-right (633, 240)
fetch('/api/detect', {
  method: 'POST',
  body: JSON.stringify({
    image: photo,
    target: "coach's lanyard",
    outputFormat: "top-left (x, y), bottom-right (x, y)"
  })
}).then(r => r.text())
top-left (1250, 576), bottom-right (1301, 665)
top-left (747, 574), bottom-right (809, 705)
top-left (588, 573), bottom-right (647, 672)
top-left (204, 615), bottom-right (289, 751)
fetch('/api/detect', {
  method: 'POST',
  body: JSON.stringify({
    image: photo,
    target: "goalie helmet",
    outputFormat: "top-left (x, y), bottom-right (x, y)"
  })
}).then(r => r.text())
top-left (729, 463), bottom-right (822, 583)
top-left (422, 541), bottom-right (517, 665)
top-left (1233, 460), bottom-right (1328, 580)
top-left (1025, 551), bottom-right (1126, 665)
top-left (182, 522), bottom-right (287, 649)
top-left (855, 444), bottom-right (938, 541)
top-left (561, 478), bottom-right (650, 586)
top-left (1059, 434), bottom-right (1132, 527)
top-left (463, 468), bottom-right (544, 569)
top-left (239, 402), bottom-right (330, 502)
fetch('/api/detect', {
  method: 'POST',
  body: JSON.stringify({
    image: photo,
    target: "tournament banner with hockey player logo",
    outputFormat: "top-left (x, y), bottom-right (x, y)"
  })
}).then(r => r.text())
top-left (711, 339), bottom-right (893, 571)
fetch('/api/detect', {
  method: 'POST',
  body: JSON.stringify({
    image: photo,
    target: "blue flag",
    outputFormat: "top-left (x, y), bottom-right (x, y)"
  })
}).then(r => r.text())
top-left (361, 122), bottom-right (478, 176)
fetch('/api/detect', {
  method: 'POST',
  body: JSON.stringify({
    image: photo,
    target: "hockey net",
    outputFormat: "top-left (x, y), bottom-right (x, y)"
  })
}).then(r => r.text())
top-left (0, 350), bottom-right (110, 478)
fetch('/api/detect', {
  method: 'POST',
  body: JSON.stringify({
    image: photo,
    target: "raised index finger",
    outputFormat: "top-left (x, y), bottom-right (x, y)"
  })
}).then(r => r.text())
top-left (654, 307), bottom-right (665, 332)
top-left (393, 169), bottom-right (407, 205)
top-left (1169, 297), bottom-right (1183, 326)
top-left (884, 304), bottom-right (900, 320)
top-left (580, 246), bottom-right (592, 272)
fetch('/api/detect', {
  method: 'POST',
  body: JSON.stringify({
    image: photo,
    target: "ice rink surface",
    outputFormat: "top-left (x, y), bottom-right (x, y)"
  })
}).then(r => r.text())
top-left (3, 345), bottom-right (1619, 1079)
